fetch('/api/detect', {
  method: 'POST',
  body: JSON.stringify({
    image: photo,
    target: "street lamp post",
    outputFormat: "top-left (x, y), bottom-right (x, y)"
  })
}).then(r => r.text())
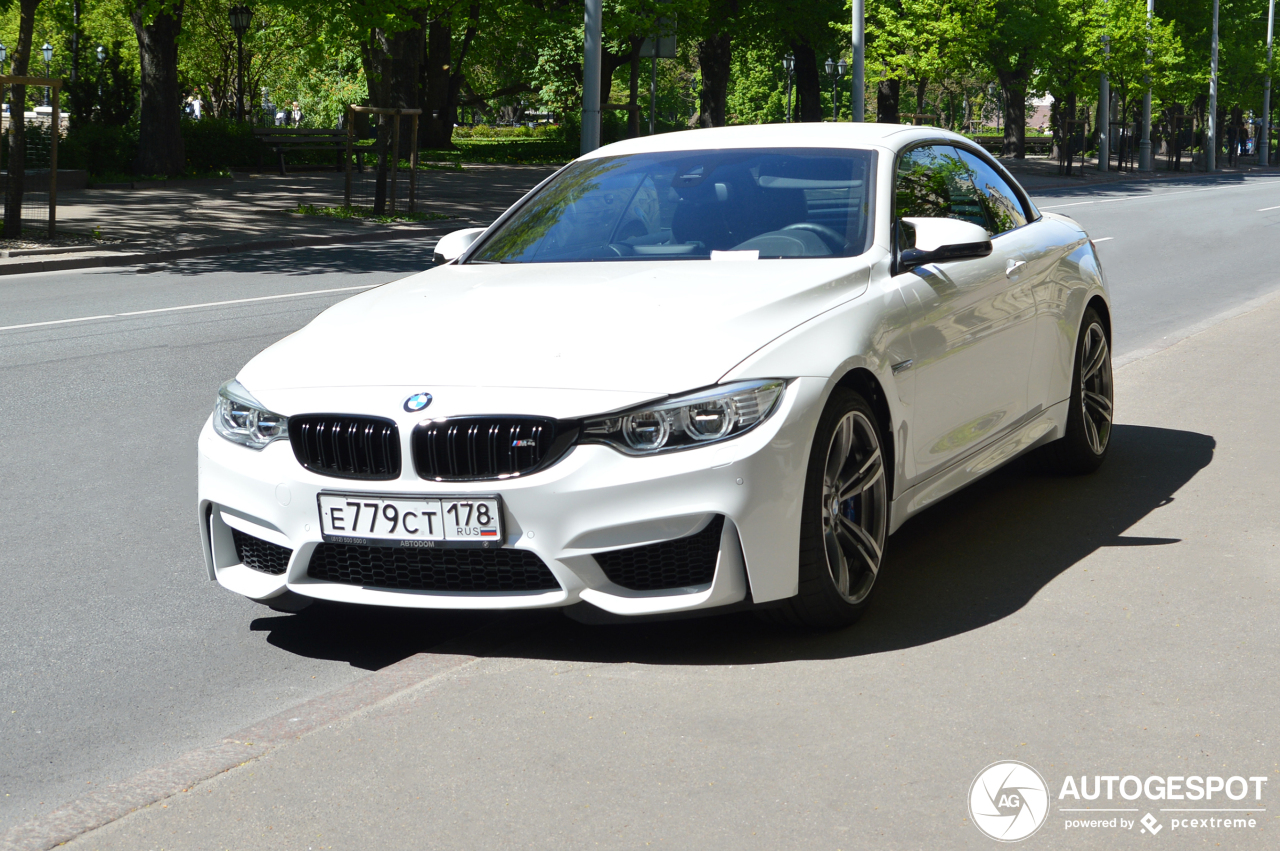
top-left (1139, 0), bottom-right (1154, 171)
top-left (228, 5), bottom-right (253, 122)
top-left (96, 45), bottom-right (105, 120)
top-left (825, 57), bottom-right (846, 121)
top-left (782, 53), bottom-right (794, 123)
top-left (580, 0), bottom-right (602, 154)
top-left (41, 43), bottom-right (52, 107)
top-left (851, 0), bottom-right (864, 122)
top-left (1262, 0), bottom-right (1275, 166)
top-left (1208, 0), bottom-right (1219, 171)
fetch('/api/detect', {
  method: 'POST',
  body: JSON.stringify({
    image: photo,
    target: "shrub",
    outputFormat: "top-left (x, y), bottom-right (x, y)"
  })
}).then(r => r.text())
top-left (181, 118), bottom-right (262, 172)
top-left (58, 123), bottom-right (139, 176)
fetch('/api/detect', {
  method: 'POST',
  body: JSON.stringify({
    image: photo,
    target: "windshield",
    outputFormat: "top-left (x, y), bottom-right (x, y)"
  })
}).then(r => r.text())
top-left (468, 147), bottom-right (875, 263)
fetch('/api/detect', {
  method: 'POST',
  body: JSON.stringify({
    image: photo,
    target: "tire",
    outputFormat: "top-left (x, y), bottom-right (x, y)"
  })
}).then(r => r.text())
top-left (763, 388), bottom-right (889, 629)
top-left (1037, 307), bottom-right (1114, 475)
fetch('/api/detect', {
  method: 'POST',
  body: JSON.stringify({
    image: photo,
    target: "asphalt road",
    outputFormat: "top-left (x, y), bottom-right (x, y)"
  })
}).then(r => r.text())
top-left (3, 171), bottom-right (1280, 834)
top-left (1030, 171), bottom-right (1280, 356)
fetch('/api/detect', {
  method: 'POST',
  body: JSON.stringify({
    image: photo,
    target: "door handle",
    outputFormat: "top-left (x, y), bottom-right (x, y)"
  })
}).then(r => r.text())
top-left (1005, 259), bottom-right (1027, 278)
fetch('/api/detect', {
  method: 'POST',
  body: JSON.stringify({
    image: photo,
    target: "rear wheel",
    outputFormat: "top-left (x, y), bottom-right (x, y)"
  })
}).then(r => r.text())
top-left (766, 388), bottom-right (888, 629)
top-left (1039, 307), bottom-right (1113, 474)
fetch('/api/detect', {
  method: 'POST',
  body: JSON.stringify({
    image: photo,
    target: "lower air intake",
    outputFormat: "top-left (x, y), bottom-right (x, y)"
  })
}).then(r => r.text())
top-left (232, 529), bottom-right (292, 576)
top-left (594, 516), bottom-right (725, 591)
top-left (307, 543), bottom-right (560, 592)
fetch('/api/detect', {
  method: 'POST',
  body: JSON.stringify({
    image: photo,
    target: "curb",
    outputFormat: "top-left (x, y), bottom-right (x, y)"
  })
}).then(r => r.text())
top-left (0, 614), bottom-right (544, 851)
top-left (0, 224), bottom-right (463, 277)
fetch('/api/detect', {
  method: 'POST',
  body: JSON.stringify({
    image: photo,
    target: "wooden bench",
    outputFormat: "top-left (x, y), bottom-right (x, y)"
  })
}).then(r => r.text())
top-left (253, 128), bottom-right (347, 175)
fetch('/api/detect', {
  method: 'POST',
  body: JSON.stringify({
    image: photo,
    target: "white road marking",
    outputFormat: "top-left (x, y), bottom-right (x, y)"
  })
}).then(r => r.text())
top-left (1091, 237), bottom-right (1114, 242)
top-left (0, 284), bottom-right (379, 332)
top-left (1258, 204), bottom-right (1280, 211)
top-left (1040, 201), bottom-right (1095, 209)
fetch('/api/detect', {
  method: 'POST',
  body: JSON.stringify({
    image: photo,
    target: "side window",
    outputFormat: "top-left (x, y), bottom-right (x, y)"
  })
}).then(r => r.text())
top-left (956, 148), bottom-right (1028, 235)
top-left (894, 145), bottom-right (990, 238)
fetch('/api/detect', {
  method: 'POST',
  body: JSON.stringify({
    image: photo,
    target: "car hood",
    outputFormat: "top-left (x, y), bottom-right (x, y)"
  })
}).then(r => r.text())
top-left (239, 259), bottom-right (871, 411)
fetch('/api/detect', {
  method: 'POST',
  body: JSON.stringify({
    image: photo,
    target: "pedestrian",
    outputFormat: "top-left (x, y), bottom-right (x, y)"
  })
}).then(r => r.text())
top-left (291, 101), bottom-right (302, 126)
top-left (192, 94), bottom-right (203, 120)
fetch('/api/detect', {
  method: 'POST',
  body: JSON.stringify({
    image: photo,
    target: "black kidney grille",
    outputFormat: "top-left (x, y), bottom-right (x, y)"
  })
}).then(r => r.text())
top-left (289, 415), bottom-right (401, 480)
top-left (307, 543), bottom-right (560, 592)
top-left (412, 417), bottom-right (567, 481)
top-left (594, 516), bottom-right (725, 591)
top-left (233, 529), bottom-right (292, 576)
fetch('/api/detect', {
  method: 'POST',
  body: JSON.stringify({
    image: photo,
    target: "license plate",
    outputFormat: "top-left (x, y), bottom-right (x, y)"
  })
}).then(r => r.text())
top-left (317, 494), bottom-right (503, 547)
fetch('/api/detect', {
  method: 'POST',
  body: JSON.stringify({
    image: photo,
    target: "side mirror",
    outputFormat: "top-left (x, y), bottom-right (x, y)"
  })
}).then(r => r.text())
top-left (897, 216), bottom-right (992, 272)
top-left (432, 227), bottom-right (486, 265)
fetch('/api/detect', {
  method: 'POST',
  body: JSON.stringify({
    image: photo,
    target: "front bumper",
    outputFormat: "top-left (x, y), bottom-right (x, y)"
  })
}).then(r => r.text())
top-left (197, 378), bottom-right (825, 616)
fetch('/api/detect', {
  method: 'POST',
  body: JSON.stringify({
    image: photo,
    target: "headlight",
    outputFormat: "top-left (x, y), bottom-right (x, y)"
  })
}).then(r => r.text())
top-left (213, 380), bottom-right (289, 450)
top-left (581, 379), bottom-right (786, 455)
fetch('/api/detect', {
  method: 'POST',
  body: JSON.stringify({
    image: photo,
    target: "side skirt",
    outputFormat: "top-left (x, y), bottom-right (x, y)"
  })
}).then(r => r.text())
top-left (888, 399), bottom-right (1069, 534)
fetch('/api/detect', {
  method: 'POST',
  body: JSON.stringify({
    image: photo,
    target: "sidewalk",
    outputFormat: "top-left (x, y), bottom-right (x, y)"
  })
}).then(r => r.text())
top-left (999, 153), bottom-right (1280, 191)
top-left (0, 164), bottom-right (558, 276)
top-left (6, 154), bottom-right (1275, 278)
top-left (14, 290), bottom-right (1278, 850)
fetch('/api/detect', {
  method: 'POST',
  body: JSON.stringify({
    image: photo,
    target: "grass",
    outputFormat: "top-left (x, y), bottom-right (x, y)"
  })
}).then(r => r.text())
top-left (292, 204), bottom-right (453, 224)
top-left (0, 225), bottom-right (114, 249)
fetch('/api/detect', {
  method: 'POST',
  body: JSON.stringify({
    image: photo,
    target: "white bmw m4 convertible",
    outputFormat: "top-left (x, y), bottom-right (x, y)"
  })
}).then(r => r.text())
top-left (198, 123), bottom-right (1112, 628)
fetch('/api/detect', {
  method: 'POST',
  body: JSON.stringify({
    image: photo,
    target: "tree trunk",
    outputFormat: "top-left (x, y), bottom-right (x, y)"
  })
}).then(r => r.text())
top-left (3, 0), bottom-right (39, 237)
top-left (422, 17), bottom-right (452, 148)
top-left (422, 5), bottom-right (478, 150)
top-left (697, 33), bottom-right (731, 128)
top-left (366, 16), bottom-right (423, 156)
top-left (792, 43), bottom-right (822, 122)
top-left (998, 68), bottom-right (1028, 158)
top-left (132, 1), bottom-right (185, 176)
top-left (876, 77), bottom-right (899, 123)
top-left (915, 78), bottom-right (927, 117)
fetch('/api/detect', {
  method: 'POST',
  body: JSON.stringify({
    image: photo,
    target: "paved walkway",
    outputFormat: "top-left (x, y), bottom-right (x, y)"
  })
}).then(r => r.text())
top-left (0, 165), bottom-right (558, 275)
top-left (999, 153), bottom-right (1280, 191)
top-left (6, 152), bottom-right (1278, 276)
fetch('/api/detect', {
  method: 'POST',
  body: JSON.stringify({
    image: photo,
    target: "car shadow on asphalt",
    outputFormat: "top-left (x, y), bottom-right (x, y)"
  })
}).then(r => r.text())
top-left (253, 424), bottom-right (1213, 669)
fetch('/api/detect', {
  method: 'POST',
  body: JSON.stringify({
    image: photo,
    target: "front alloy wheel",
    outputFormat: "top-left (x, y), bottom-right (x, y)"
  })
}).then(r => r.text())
top-left (765, 388), bottom-right (888, 629)
top-left (820, 409), bottom-right (887, 605)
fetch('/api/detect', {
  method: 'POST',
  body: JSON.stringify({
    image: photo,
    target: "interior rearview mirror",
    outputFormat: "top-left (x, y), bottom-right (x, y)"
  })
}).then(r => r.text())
top-left (433, 227), bottom-right (486, 265)
top-left (897, 216), bottom-right (993, 272)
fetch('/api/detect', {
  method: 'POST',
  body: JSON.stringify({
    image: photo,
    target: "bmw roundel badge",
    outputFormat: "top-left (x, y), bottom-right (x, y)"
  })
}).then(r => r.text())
top-left (403, 392), bottom-right (433, 413)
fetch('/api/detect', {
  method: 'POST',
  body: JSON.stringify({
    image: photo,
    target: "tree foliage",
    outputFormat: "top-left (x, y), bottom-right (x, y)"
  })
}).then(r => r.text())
top-left (3, 0), bottom-right (1277, 173)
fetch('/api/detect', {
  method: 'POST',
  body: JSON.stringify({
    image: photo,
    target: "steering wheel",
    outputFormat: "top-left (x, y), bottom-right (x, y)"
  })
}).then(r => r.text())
top-left (781, 222), bottom-right (852, 254)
